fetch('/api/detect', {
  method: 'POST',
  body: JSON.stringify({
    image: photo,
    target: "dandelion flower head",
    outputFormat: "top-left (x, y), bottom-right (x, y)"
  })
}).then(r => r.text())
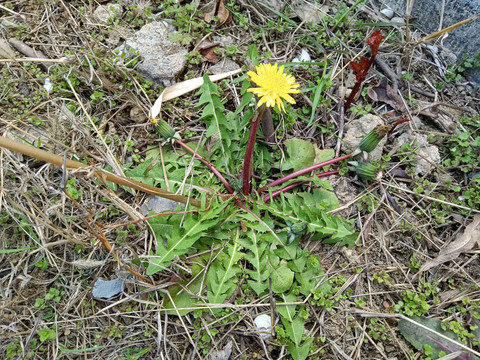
top-left (247, 63), bottom-right (300, 112)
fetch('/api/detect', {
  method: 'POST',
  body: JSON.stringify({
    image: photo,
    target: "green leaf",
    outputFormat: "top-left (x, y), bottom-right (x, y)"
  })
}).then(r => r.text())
top-left (282, 315), bottom-right (305, 346)
top-left (147, 200), bottom-right (231, 274)
top-left (196, 74), bottom-right (239, 170)
top-left (298, 186), bottom-right (339, 212)
top-left (0, 247), bottom-right (35, 254)
top-left (246, 44), bottom-right (259, 66)
top-left (271, 260), bottom-right (294, 293)
top-left (236, 230), bottom-right (271, 295)
top-left (287, 338), bottom-right (313, 360)
top-left (398, 316), bottom-right (469, 360)
top-left (206, 233), bottom-right (243, 312)
top-left (313, 148), bottom-right (334, 168)
top-left (295, 256), bottom-right (329, 296)
top-left (258, 195), bottom-right (357, 247)
top-left (163, 261), bottom-right (205, 315)
top-left (277, 293), bottom-right (299, 321)
top-left (38, 328), bottom-right (56, 342)
top-left (281, 138), bottom-right (316, 172)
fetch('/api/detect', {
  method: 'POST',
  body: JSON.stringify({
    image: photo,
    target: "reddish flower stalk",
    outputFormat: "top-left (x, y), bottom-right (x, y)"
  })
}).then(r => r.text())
top-left (345, 30), bottom-right (385, 112)
top-left (365, 30), bottom-right (384, 60)
top-left (387, 117), bottom-right (410, 137)
top-left (242, 105), bottom-right (267, 196)
top-left (257, 153), bottom-right (353, 194)
top-left (263, 169), bottom-right (340, 202)
top-left (177, 139), bottom-right (235, 194)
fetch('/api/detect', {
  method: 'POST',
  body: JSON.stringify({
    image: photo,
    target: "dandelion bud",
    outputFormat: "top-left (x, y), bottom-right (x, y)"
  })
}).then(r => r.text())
top-left (358, 125), bottom-right (390, 153)
top-left (151, 117), bottom-right (178, 142)
top-left (355, 162), bottom-right (383, 182)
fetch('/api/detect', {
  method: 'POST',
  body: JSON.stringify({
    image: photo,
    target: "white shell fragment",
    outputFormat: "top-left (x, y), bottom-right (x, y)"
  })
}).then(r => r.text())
top-left (380, 8), bottom-right (394, 19)
top-left (254, 314), bottom-right (273, 340)
top-left (292, 49), bottom-right (311, 65)
top-left (43, 78), bottom-right (53, 93)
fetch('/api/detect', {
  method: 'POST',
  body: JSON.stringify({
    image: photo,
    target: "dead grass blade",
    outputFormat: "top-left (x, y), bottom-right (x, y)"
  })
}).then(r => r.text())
top-left (149, 69), bottom-right (242, 119)
top-left (414, 13), bottom-right (480, 46)
top-left (419, 214), bottom-right (480, 273)
top-left (0, 136), bottom-right (200, 207)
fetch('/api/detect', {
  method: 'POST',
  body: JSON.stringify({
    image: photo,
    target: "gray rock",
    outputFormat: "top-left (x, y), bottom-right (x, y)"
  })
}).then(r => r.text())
top-left (466, 66), bottom-right (480, 88)
top-left (378, 0), bottom-right (480, 59)
top-left (93, 3), bottom-right (123, 24)
top-left (130, 106), bottom-right (146, 123)
top-left (291, 0), bottom-right (329, 23)
top-left (441, 50), bottom-right (457, 65)
top-left (210, 341), bottom-right (233, 360)
top-left (212, 35), bottom-right (235, 48)
top-left (207, 57), bottom-right (241, 75)
top-left (1, 18), bottom-right (22, 30)
top-left (256, 0), bottom-right (284, 14)
top-left (0, 39), bottom-right (16, 58)
top-left (126, 21), bottom-right (187, 86)
top-left (392, 131), bottom-right (441, 175)
top-left (92, 276), bottom-right (124, 299)
top-left (140, 195), bottom-right (184, 216)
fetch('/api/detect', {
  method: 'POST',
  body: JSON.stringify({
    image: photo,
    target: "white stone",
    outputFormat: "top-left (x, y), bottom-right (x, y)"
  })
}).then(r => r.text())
top-left (380, 8), bottom-right (394, 19)
top-left (93, 3), bottom-right (123, 24)
top-left (254, 314), bottom-right (272, 340)
top-left (391, 17), bottom-right (405, 25)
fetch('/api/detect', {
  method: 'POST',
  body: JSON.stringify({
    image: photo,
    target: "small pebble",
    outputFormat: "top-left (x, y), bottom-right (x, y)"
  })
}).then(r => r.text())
top-left (426, 45), bottom-right (438, 54)
top-left (1, 18), bottom-right (21, 30)
top-left (380, 8), bottom-right (394, 20)
top-left (391, 17), bottom-right (405, 25)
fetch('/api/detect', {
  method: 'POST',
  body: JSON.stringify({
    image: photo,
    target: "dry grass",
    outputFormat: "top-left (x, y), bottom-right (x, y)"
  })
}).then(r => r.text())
top-left (1, 0), bottom-right (479, 359)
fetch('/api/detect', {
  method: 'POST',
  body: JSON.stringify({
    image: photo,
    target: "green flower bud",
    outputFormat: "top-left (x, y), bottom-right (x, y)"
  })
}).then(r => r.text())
top-left (287, 221), bottom-right (307, 244)
top-left (355, 162), bottom-right (383, 182)
top-left (358, 125), bottom-right (390, 153)
top-left (151, 117), bottom-right (178, 142)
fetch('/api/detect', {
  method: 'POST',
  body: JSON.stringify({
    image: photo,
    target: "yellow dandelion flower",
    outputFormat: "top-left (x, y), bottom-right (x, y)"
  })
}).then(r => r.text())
top-left (149, 117), bottom-right (159, 126)
top-left (247, 63), bottom-right (300, 112)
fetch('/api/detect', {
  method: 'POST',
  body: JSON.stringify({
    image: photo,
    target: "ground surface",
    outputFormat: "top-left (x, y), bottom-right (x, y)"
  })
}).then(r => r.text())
top-left (1, 1), bottom-right (480, 360)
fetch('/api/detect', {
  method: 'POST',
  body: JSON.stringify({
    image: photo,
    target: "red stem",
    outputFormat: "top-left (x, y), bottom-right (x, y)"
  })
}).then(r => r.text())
top-left (258, 153), bottom-right (353, 194)
top-left (177, 139), bottom-right (234, 194)
top-left (263, 169), bottom-right (340, 202)
top-left (242, 105), bottom-right (266, 196)
top-left (344, 79), bottom-right (363, 112)
top-left (387, 117), bottom-right (410, 137)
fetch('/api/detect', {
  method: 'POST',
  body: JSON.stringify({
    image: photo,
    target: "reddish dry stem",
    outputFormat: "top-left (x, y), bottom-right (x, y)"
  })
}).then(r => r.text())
top-left (263, 169), bottom-right (340, 202)
top-left (242, 105), bottom-right (266, 195)
top-left (387, 117), bottom-right (410, 137)
top-left (177, 140), bottom-right (234, 194)
top-left (258, 153), bottom-right (353, 194)
top-left (345, 30), bottom-right (385, 113)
